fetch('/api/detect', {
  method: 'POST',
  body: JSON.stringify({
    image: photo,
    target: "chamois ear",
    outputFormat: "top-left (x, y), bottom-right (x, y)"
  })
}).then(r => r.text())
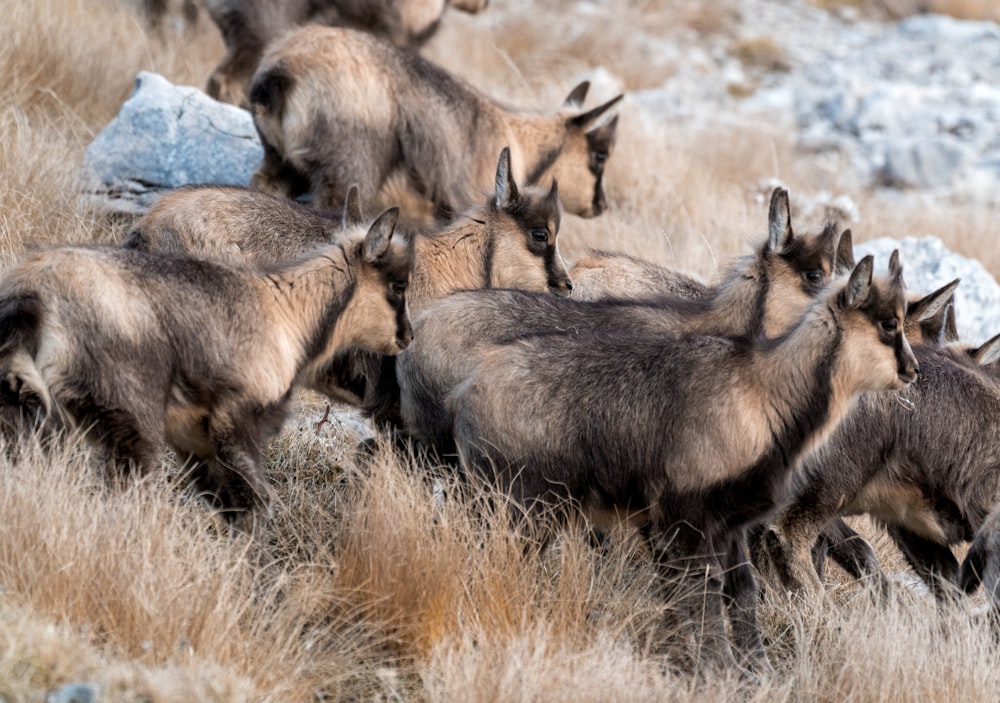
top-left (563, 80), bottom-right (590, 109)
top-left (342, 184), bottom-right (364, 228)
top-left (587, 113), bottom-right (619, 145)
top-left (971, 331), bottom-right (1000, 366)
top-left (943, 302), bottom-right (960, 344)
top-left (568, 94), bottom-right (624, 131)
top-left (908, 278), bottom-right (959, 326)
top-left (767, 187), bottom-right (793, 253)
top-left (494, 146), bottom-right (518, 209)
top-left (842, 255), bottom-right (874, 309)
top-left (835, 228), bottom-right (856, 272)
top-left (363, 207), bottom-right (400, 263)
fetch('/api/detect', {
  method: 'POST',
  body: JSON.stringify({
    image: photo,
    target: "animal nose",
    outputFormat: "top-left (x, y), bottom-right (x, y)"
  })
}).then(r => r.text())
top-left (565, 279), bottom-right (574, 292)
top-left (398, 325), bottom-right (413, 349)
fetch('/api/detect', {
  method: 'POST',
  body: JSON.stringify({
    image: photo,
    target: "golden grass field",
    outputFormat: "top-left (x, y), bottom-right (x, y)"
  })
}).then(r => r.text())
top-left (2, 0), bottom-right (1000, 700)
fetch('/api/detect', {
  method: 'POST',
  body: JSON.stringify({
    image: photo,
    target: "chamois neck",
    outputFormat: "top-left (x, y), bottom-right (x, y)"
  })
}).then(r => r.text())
top-left (262, 244), bottom-right (357, 366)
top-left (503, 113), bottom-right (567, 186)
top-left (753, 300), bottom-right (853, 457)
top-left (411, 216), bottom-right (492, 312)
top-left (687, 253), bottom-right (765, 337)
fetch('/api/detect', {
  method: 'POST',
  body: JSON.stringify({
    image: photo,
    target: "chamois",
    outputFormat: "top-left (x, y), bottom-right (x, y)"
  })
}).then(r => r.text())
top-left (128, 148), bottom-right (569, 410)
top-left (124, 184), bottom-right (366, 262)
top-left (249, 25), bottom-right (622, 225)
top-left (203, 0), bottom-right (488, 106)
top-left (396, 187), bottom-right (853, 457)
top-left (447, 253), bottom-right (916, 671)
top-left (0, 211), bottom-right (413, 531)
top-left (761, 286), bottom-right (1000, 604)
top-left (752, 278), bottom-right (961, 594)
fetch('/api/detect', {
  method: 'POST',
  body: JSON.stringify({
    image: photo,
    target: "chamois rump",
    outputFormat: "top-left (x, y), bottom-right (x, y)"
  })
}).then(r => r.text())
top-left (761, 293), bottom-right (1000, 604)
top-left (447, 252), bottom-right (917, 672)
top-left (395, 187), bottom-right (853, 458)
top-left (203, 0), bottom-right (488, 106)
top-left (249, 25), bottom-right (622, 225)
top-left (0, 211), bottom-right (413, 531)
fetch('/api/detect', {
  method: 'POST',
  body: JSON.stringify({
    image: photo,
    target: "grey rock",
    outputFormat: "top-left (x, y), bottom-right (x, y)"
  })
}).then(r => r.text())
top-left (45, 683), bottom-right (100, 703)
top-left (880, 137), bottom-right (972, 189)
top-left (80, 71), bottom-right (262, 215)
top-left (856, 235), bottom-right (1000, 344)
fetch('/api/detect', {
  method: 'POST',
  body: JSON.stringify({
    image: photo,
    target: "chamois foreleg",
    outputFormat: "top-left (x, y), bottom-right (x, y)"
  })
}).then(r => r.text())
top-left (886, 525), bottom-right (960, 604)
top-left (721, 530), bottom-right (773, 676)
top-left (647, 521), bottom-right (737, 672)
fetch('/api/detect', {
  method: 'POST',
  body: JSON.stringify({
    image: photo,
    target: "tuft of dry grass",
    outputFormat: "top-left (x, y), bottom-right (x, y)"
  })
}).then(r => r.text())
top-left (813, 0), bottom-right (1000, 21)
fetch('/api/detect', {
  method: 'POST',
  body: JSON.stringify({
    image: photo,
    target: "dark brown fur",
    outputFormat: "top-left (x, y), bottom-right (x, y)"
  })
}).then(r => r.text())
top-left (448, 255), bottom-right (916, 671)
top-left (203, 0), bottom-right (488, 106)
top-left (0, 215), bottom-right (413, 530)
top-left (249, 25), bottom-right (622, 225)
top-left (396, 187), bottom-right (853, 457)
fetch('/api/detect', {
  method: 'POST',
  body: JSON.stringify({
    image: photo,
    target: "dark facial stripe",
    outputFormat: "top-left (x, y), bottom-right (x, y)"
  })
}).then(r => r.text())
top-left (483, 233), bottom-right (496, 289)
top-left (543, 244), bottom-right (562, 290)
top-left (525, 146), bottom-right (564, 187)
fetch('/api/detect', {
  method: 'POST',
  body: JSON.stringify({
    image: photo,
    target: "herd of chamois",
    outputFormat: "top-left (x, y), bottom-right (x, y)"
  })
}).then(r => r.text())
top-left (5, 0), bottom-right (1000, 677)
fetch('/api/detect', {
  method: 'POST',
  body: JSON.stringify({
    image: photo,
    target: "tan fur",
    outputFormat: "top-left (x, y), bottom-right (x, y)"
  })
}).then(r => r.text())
top-left (249, 25), bottom-right (621, 225)
top-left (0, 218), bottom-right (413, 528)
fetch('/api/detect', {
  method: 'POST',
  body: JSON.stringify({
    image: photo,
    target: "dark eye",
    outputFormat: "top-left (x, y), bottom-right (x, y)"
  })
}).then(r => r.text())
top-left (531, 229), bottom-right (549, 243)
top-left (881, 318), bottom-right (898, 333)
top-left (391, 281), bottom-right (407, 296)
top-left (804, 270), bottom-right (823, 284)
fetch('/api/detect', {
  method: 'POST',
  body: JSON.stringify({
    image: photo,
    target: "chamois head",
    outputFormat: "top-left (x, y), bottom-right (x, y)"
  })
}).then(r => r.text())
top-left (489, 147), bottom-right (573, 297)
top-left (758, 187), bottom-right (855, 337)
top-left (835, 250), bottom-right (919, 392)
top-left (544, 81), bottom-right (623, 218)
top-left (336, 208), bottom-right (415, 355)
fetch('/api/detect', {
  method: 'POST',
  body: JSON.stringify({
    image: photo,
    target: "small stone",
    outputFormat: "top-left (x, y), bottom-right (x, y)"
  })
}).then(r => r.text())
top-left (45, 683), bottom-right (100, 703)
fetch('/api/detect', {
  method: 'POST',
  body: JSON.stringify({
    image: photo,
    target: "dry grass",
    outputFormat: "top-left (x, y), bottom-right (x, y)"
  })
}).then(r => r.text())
top-left (813, 0), bottom-right (1000, 21)
top-left (2, 0), bottom-right (1000, 700)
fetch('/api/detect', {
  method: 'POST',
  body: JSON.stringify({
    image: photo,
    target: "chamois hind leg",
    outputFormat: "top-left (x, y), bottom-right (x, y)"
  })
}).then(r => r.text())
top-left (886, 525), bottom-right (960, 604)
top-left (722, 529), bottom-right (773, 676)
top-left (190, 437), bottom-right (273, 535)
top-left (251, 140), bottom-right (311, 201)
top-left (822, 519), bottom-right (893, 600)
top-left (647, 521), bottom-right (737, 673)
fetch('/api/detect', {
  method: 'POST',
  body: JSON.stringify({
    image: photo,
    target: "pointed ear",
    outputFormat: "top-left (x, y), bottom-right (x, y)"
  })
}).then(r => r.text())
top-left (971, 331), bottom-right (1000, 366)
top-left (563, 80), bottom-right (590, 109)
top-left (907, 278), bottom-right (959, 325)
top-left (835, 228), bottom-right (855, 272)
top-left (342, 184), bottom-right (364, 228)
top-left (767, 187), bottom-right (792, 253)
top-left (842, 255), bottom-right (874, 309)
top-left (363, 207), bottom-right (399, 263)
top-left (943, 301), bottom-right (960, 344)
top-left (568, 94), bottom-right (624, 131)
top-left (494, 146), bottom-right (518, 210)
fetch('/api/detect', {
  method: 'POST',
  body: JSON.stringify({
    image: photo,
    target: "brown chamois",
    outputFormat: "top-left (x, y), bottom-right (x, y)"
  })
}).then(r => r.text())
top-left (749, 278), bottom-right (961, 595)
top-left (249, 25), bottom-right (622, 225)
top-left (126, 149), bottom-right (569, 409)
top-left (447, 253), bottom-right (917, 672)
top-left (124, 183), bottom-right (366, 262)
top-left (395, 187), bottom-right (853, 458)
top-left (203, 0), bottom-right (488, 107)
top-left (0, 211), bottom-right (413, 531)
top-left (760, 284), bottom-right (1000, 604)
